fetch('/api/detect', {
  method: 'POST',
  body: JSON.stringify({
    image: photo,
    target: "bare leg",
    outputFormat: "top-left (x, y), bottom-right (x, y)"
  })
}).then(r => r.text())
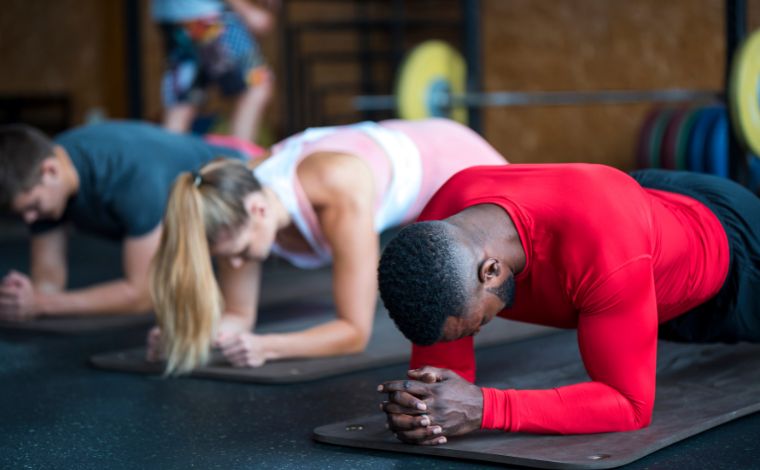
top-left (230, 69), bottom-right (273, 142)
top-left (227, 0), bottom-right (275, 35)
top-left (163, 104), bottom-right (197, 134)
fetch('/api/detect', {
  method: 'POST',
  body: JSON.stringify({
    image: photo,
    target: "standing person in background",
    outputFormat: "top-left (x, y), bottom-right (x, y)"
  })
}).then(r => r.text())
top-left (152, 0), bottom-right (277, 142)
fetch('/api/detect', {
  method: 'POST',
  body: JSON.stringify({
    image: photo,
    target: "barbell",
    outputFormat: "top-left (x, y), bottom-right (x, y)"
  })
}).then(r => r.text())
top-left (353, 38), bottom-right (760, 156)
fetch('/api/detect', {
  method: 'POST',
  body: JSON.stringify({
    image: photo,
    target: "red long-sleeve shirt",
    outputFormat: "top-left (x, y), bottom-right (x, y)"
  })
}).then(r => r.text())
top-left (410, 164), bottom-right (729, 434)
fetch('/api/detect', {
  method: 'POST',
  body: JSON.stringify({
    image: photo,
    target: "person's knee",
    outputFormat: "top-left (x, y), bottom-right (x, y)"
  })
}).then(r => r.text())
top-left (248, 66), bottom-right (274, 98)
top-left (163, 104), bottom-right (197, 133)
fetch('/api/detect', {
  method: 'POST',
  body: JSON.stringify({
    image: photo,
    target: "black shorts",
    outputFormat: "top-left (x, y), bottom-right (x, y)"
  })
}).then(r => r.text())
top-left (630, 169), bottom-right (760, 343)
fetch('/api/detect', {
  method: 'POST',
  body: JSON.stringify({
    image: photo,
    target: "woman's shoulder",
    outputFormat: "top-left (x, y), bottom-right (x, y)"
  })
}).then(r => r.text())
top-left (298, 152), bottom-right (373, 205)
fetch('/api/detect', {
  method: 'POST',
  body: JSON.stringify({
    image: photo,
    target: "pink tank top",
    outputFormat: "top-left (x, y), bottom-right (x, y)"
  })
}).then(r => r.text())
top-left (254, 118), bottom-right (506, 268)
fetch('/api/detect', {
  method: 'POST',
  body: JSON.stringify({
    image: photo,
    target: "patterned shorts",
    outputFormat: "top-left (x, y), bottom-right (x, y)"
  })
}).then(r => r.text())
top-left (159, 11), bottom-right (268, 106)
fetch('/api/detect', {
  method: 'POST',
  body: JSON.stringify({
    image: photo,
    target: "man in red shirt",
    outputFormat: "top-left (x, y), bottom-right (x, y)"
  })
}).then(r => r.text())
top-left (376, 164), bottom-right (760, 445)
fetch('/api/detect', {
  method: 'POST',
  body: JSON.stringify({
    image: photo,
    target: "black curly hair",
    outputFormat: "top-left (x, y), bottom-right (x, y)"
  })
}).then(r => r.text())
top-left (378, 221), bottom-right (472, 346)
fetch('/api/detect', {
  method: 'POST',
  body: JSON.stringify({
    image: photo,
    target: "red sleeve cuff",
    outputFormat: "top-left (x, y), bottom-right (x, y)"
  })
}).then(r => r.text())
top-left (481, 387), bottom-right (514, 431)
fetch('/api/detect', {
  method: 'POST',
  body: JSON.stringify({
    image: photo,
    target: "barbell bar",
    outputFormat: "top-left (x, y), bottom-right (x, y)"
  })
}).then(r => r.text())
top-left (353, 39), bottom-right (760, 158)
top-left (354, 89), bottom-right (723, 111)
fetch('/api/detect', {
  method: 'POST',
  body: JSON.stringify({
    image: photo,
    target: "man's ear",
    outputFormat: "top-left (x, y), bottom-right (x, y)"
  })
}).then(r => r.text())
top-left (478, 257), bottom-right (501, 284)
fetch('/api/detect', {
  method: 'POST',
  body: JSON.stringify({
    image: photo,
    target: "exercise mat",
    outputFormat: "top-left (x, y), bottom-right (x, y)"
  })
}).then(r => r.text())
top-left (0, 313), bottom-right (154, 334)
top-left (0, 264), bottom-right (332, 334)
top-left (90, 308), bottom-right (552, 384)
top-left (314, 330), bottom-right (760, 469)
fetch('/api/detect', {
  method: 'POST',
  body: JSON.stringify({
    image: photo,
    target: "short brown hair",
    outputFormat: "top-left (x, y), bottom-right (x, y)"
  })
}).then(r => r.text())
top-left (0, 124), bottom-right (55, 210)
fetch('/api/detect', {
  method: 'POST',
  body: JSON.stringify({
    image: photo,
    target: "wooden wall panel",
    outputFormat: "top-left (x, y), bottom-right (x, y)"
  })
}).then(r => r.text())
top-left (3, 0), bottom-right (760, 154)
top-left (0, 0), bottom-right (125, 125)
top-left (141, 0), bottom-right (165, 124)
top-left (481, 0), bottom-right (760, 169)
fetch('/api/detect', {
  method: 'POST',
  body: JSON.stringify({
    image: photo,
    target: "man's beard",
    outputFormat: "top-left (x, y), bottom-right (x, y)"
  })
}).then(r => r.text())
top-left (487, 274), bottom-right (515, 309)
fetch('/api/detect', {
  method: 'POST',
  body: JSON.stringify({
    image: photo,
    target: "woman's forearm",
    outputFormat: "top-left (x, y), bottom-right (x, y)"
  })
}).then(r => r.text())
top-left (259, 317), bottom-right (371, 360)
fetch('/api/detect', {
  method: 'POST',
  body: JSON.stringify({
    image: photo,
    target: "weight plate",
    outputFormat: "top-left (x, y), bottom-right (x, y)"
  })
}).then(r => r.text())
top-left (706, 109), bottom-right (730, 178)
top-left (648, 108), bottom-right (674, 169)
top-left (395, 40), bottom-right (468, 124)
top-left (636, 107), bottom-right (662, 169)
top-left (661, 107), bottom-right (691, 170)
top-left (748, 154), bottom-right (760, 194)
top-left (687, 106), bottom-right (723, 173)
top-left (674, 108), bottom-right (702, 170)
top-left (729, 29), bottom-right (760, 156)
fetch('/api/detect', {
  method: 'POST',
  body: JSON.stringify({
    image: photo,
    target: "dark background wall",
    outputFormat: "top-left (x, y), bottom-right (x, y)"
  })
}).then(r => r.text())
top-left (2, 0), bottom-right (759, 168)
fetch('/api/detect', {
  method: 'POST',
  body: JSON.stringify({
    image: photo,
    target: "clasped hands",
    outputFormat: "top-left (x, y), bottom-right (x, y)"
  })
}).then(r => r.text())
top-left (146, 315), bottom-right (268, 368)
top-left (214, 328), bottom-right (268, 368)
top-left (0, 271), bottom-right (38, 322)
top-left (378, 366), bottom-right (483, 446)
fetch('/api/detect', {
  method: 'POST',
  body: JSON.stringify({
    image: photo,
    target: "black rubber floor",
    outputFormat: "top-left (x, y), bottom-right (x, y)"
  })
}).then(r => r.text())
top-left (2, 227), bottom-right (760, 469)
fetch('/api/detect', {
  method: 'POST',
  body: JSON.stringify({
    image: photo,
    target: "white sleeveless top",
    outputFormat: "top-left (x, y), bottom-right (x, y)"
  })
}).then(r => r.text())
top-left (253, 122), bottom-right (422, 269)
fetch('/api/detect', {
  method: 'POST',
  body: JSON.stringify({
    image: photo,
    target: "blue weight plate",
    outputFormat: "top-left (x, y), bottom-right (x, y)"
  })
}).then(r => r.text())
top-left (748, 155), bottom-right (760, 194)
top-left (687, 106), bottom-right (723, 173)
top-left (706, 110), bottom-right (729, 178)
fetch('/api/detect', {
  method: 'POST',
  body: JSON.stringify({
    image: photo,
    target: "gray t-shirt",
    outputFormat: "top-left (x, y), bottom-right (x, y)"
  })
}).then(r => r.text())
top-left (31, 121), bottom-right (245, 240)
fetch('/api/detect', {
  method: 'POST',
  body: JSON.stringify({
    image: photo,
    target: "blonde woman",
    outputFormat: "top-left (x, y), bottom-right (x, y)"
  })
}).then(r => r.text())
top-left (150, 118), bottom-right (507, 374)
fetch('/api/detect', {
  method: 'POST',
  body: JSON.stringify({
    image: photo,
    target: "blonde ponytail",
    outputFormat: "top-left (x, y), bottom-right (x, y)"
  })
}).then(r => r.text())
top-left (151, 173), bottom-right (222, 375)
top-left (151, 159), bottom-right (262, 375)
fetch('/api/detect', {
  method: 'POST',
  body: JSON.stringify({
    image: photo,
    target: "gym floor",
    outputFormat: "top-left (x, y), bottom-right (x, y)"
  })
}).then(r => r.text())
top-left (2, 226), bottom-right (760, 469)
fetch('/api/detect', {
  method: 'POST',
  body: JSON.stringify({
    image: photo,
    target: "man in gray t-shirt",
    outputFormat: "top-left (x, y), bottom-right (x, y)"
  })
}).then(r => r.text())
top-left (0, 121), bottom-right (247, 320)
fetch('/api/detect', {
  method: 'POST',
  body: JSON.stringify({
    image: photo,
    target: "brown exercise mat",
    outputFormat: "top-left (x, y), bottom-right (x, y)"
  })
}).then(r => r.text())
top-left (90, 306), bottom-right (553, 383)
top-left (313, 330), bottom-right (760, 469)
top-left (0, 265), bottom-right (333, 334)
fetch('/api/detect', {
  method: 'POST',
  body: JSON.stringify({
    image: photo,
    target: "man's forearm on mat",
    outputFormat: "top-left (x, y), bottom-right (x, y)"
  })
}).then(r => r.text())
top-left (36, 279), bottom-right (152, 316)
